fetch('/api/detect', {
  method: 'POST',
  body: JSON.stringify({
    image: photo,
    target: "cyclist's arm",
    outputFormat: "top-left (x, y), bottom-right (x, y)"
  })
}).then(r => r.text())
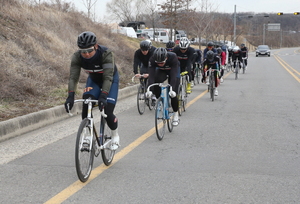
top-left (68, 52), bottom-right (82, 92)
top-left (101, 49), bottom-right (115, 94)
top-left (133, 50), bottom-right (141, 74)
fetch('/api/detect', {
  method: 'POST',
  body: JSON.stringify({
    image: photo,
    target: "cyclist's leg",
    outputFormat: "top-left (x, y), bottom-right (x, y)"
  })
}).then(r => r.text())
top-left (82, 76), bottom-right (100, 119)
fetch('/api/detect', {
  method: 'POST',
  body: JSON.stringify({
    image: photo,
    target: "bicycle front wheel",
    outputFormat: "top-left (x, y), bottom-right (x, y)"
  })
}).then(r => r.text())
top-left (75, 118), bottom-right (94, 183)
top-left (235, 65), bottom-right (239, 80)
top-left (137, 85), bottom-right (146, 115)
top-left (155, 97), bottom-right (166, 140)
top-left (167, 97), bottom-right (173, 132)
top-left (100, 118), bottom-right (115, 166)
top-left (178, 85), bottom-right (183, 116)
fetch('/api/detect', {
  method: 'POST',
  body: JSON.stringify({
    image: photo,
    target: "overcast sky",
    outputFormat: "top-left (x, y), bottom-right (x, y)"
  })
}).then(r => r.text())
top-left (71, 0), bottom-right (300, 22)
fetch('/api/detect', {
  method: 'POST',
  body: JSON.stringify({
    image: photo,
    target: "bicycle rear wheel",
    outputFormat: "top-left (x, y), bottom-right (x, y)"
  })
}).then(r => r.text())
top-left (75, 118), bottom-right (94, 183)
top-left (210, 74), bottom-right (215, 101)
top-left (155, 97), bottom-right (165, 140)
top-left (235, 64), bottom-right (239, 80)
top-left (100, 118), bottom-right (115, 166)
top-left (226, 63), bottom-right (231, 72)
top-left (137, 85), bottom-right (146, 115)
top-left (178, 85), bottom-right (183, 116)
top-left (195, 67), bottom-right (201, 84)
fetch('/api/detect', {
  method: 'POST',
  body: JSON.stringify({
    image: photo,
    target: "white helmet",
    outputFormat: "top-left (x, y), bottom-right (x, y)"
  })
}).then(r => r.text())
top-left (179, 38), bottom-right (190, 49)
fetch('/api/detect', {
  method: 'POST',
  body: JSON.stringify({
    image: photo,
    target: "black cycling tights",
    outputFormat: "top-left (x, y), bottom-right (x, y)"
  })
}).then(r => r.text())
top-left (81, 95), bottom-right (118, 131)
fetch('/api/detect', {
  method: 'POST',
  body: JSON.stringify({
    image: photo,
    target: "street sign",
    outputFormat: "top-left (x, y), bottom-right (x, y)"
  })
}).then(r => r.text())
top-left (267, 23), bottom-right (281, 31)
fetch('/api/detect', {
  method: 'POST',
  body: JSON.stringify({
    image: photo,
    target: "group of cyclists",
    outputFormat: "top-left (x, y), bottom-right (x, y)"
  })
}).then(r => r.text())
top-left (64, 31), bottom-right (249, 150)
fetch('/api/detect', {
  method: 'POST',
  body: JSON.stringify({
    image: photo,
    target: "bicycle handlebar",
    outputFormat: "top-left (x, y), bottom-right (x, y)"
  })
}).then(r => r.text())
top-left (67, 99), bottom-right (107, 118)
top-left (131, 74), bottom-right (149, 83)
top-left (147, 83), bottom-right (173, 93)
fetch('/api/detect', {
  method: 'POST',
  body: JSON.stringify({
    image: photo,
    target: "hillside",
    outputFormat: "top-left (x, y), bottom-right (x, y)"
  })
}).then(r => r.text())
top-left (0, 0), bottom-right (161, 121)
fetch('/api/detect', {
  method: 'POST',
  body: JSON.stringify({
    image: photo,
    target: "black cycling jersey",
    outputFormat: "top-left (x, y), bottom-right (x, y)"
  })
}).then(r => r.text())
top-left (133, 46), bottom-right (156, 74)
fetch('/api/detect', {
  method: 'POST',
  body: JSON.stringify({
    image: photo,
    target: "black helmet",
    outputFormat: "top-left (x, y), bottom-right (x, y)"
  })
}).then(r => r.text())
top-left (206, 50), bottom-right (215, 61)
top-left (77, 31), bottom-right (97, 48)
top-left (216, 47), bottom-right (222, 54)
top-left (140, 40), bottom-right (151, 51)
top-left (166, 40), bottom-right (175, 48)
top-left (153, 47), bottom-right (168, 63)
top-left (207, 41), bottom-right (214, 47)
top-left (241, 43), bottom-right (245, 47)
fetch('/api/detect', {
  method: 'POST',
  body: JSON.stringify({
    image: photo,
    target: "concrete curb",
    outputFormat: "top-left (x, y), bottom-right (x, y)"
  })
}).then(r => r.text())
top-left (0, 85), bottom-right (138, 142)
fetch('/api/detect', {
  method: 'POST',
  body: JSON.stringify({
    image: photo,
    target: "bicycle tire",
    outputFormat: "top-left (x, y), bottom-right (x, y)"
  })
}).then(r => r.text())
top-left (178, 85), bottom-right (183, 116)
top-left (242, 62), bottom-right (246, 74)
top-left (210, 73), bottom-right (215, 101)
top-left (155, 97), bottom-right (165, 140)
top-left (226, 63), bottom-right (231, 72)
top-left (137, 85), bottom-right (146, 115)
top-left (75, 118), bottom-right (94, 183)
top-left (167, 97), bottom-right (173, 132)
top-left (100, 117), bottom-right (115, 166)
top-left (235, 63), bottom-right (239, 80)
top-left (195, 67), bottom-right (201, 84)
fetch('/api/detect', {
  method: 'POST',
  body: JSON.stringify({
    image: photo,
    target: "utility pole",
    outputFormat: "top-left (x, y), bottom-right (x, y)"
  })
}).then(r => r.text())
top-left (233, 5), bottom-right (236, 45)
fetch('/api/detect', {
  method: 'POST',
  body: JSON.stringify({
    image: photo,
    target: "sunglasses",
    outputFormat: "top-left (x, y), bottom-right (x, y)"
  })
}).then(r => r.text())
top-left (155, 59), bottom-right (167, 64)
top-left (79, 47), bottom-right (94, 54)
top-left (180, 48), bottom-right (187, 51)
top-left (166, 48), bottom-right (173, 51)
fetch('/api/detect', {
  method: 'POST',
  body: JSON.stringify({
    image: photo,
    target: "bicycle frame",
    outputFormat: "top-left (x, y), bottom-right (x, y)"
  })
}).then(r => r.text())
top-left (147, 83), bottom-right (173, 120)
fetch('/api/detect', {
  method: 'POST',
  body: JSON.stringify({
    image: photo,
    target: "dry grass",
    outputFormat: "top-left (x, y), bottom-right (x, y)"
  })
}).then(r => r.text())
top-left (0, 0), bottom-right (164, 121)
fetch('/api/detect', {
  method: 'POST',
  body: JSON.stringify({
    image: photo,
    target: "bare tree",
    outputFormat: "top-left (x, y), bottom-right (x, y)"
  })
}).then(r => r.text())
top-left (81, 0), bottom-right (98, 19)
top-left (106, 0), bottom-right (142, 23)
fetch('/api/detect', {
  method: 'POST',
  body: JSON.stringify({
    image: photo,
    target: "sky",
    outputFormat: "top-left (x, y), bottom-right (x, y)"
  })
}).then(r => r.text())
top-left (71, 0), bottom-right (300, 22)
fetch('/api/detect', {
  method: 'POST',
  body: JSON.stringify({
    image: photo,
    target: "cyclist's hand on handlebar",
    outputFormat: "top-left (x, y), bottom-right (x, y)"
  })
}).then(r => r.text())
top-left (145, 91), bottom-right (153, 98)
top-left (64, 92), bottom-right (75, 113)
top-left (169, 90), bottom-right (176, 98)
top-left (98, 92), bottom-right (108, 111)
top-left (135, 73), bottom-right (141, 78)
top-left (143, 73), bottom-right (149, 78)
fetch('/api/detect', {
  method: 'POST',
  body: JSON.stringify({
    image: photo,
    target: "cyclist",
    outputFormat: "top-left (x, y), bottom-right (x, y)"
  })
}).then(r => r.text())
top-left (146, 47), bottom-right (180, 126)
top-left (240, 43), bottom-right (248, 69)
top-left (64, 31), bottom-right (120, 150)
top-left (133, 40), bottom-right (156, 85)
top-left (203, 41), bottom-right (217, 59)
top-left (216, 47), bottom-right (226, 83)
top-left (191, 48), bottom-right (202, 82)
top-left (173, 37), bottom-right (195, 93)
top-left (232, 46), bottom-right (243, 70)
top-left (202, 50), bottom-right (221, 96)
top-left (166, 40), bottom-right (176, 52)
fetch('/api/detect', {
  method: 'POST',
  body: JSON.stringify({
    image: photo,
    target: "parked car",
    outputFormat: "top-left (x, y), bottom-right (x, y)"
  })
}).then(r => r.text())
top-left (256, 45), bottom-right (271, 57)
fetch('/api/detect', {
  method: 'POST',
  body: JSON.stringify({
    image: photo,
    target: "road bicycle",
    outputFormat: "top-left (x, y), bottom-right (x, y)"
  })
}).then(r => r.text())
top-left (132, 75), bottom-right (154, 115)
top-left (147, 83), bottom-right (174, 140)
top-left (193, 62), bottom-right (202, 84)
top-left (178, 71), bottom-right (188, 116)
top-left (242, 57), bottom-right (247, 74)
top-left (206, 67), bottom-right (219, 102)
top-left (68, 99), bottom-right (115, 182)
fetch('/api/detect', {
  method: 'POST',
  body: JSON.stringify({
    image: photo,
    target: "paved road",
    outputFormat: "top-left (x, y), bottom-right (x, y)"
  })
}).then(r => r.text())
top-left (1, 48), bottom-right (300, 204)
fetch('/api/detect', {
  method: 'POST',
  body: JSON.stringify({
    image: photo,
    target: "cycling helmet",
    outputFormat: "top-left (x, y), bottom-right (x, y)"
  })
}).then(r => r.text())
top-left (233, 46), bottom-right (240, 53)
top-left (140, 40), bottom-right (151, 51)
top-left (241, 43), bottom-right (245, 47)
top-left (166, 40), bottom-right (175, 48)
top-left (77, 31), bottom-right (97, 48)
top-left (206, 50), bottom-right (215, 61)
top-left (216, 47), bottom-right (223, 54)
top-left (228, 46), bottom-right (233, 51)
top-left (153, 47), bottom-right (168, 63)
top-left (179, 38), bottom-right (190, 49)
top-left (207, 41), bottom-right (214, 47)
